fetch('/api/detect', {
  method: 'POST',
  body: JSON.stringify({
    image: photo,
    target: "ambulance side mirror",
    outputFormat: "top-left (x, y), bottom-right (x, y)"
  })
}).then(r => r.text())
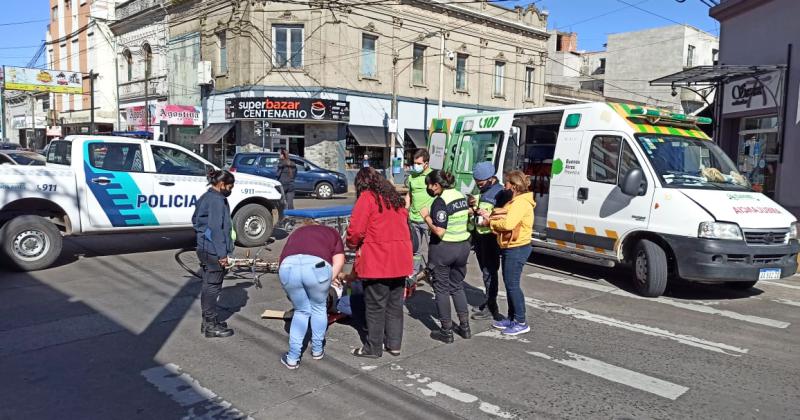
top-left (620, 168), bottom-right (646, 196)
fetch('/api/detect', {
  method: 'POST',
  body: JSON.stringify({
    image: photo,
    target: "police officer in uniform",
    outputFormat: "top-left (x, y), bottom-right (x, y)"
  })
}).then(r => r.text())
top-left (468, 162), bottom-right (511, 321)
top-left (419, 170), bottom-right (471, 343)
top-left (192, 169), bottom-right (236, 338)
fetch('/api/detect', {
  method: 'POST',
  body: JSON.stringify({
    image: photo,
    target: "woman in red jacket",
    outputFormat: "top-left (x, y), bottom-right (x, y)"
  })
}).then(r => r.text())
top-left (345, 167), bottom-right (413, 358)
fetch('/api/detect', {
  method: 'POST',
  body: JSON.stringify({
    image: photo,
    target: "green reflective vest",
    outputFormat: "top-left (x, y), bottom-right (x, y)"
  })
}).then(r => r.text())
top-left (441, 188), bottom-right (470, 242)
top-left (407, 168), bottom-right (434, 223)
top-left (474, 196), bottom-right (496, 235)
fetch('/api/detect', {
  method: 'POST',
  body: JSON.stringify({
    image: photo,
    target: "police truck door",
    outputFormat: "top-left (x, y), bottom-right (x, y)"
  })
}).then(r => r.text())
top-left (82, 140), bottom-right (159, 230)
top-left (150, 144), bottom-right (212, 226)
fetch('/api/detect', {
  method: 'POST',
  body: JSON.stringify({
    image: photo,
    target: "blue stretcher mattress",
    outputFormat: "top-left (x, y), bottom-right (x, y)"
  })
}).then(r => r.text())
top-left (283, 205), bottom-right (353, 219)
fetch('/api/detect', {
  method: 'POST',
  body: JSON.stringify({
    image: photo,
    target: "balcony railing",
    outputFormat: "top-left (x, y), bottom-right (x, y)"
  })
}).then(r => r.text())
top-left (119, 75), bottom-right (167, 101)
top-left (116, 0), bottom-right (163, 21)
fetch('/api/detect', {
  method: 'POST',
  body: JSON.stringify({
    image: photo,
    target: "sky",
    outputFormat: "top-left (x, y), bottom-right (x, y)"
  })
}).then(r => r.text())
top-left (0, 0), bottom-right (720, 68)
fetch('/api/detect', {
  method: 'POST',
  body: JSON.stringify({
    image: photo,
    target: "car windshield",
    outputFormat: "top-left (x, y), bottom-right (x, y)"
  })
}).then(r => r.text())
top-left (10, 151), bottom-right (46, 166)
top-left (635, 134), bottom-right (750, 191)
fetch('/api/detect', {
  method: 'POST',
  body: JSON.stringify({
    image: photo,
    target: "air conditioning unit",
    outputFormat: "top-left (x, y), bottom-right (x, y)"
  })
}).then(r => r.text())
top-left (197, 61), bottom-right (212, 86)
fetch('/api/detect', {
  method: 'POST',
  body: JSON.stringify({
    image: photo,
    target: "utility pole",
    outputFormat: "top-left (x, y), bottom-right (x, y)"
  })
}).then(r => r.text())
top-left (437, 31), bottom-right (445, 119)
top-left (390, 50), bottom-right (399, 184)
top-left (89, 70), bottom-right (96, 134)
top-left (30, 93), bottom-right (36, 148)
top-left (144, 76), bottom-right (149, 135)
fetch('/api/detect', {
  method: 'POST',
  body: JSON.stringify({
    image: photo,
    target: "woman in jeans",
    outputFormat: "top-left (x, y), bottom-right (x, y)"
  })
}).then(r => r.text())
top-left (346, 167), bottom-right (413, 358)
top-left (477, 170), bottom-right (535, 336)
top-left (278, 221), bottom-right (345, 369)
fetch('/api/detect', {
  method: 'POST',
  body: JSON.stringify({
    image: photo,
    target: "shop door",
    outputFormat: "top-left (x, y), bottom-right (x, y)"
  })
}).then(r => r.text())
top-left (737, 115), bottom-right (779, 197)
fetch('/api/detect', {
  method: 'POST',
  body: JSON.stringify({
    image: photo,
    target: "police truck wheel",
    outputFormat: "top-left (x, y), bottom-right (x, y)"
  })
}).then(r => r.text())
top-left (632, 239), bottom-right (668, 297)
top-left (233, 204), bottom-right (274, 248)
top-left (315, 182), bottom-right (334, 200)
top-left (0, 216), bottom-right (63, 272)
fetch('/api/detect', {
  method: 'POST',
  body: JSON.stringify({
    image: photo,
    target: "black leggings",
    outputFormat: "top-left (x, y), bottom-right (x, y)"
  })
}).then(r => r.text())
top-left (198, 252), bottom-right (225, 319)
top-left (428, 241), bottom-right (471, 324)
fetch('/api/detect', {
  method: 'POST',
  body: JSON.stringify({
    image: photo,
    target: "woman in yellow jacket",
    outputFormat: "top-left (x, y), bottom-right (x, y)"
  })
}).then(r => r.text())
top-left (477, 170), bottom-right (535, 336)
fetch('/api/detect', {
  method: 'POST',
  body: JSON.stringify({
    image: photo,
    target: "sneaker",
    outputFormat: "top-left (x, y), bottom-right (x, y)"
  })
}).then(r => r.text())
top-left (311, 350), bottom-right (325, 360)
top-left (501, 322), bottom-right (531, 336)
top-left (281, 354), bottom-right (299, 370)
top-left (492, 318), bottom-right (513, 330)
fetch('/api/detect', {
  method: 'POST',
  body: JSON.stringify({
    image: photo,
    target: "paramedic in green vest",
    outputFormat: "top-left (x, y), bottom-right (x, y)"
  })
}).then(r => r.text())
top-left (468, 162), bottom-right (511, 322)
top-left (419, 170), bottom-right (471, 344)
top-left (405, 149), bottom-right (434, 280)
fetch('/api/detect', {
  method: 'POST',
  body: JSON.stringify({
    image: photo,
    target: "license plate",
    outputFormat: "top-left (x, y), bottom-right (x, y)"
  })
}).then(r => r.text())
top-left (758, 268), bottom-right (781, 280)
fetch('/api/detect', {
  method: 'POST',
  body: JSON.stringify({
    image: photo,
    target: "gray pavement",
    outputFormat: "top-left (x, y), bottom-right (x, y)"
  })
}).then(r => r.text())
top-left (2, 195), bottom-right (800, 419)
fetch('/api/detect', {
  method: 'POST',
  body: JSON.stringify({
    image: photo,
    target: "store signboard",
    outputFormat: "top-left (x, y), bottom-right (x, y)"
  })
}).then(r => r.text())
top-left (3, 66), bottom-right (84, 94)
top-left (723, 71), bottom-right (782, 115)
top-left (225, 97), bottom-right (350, 122)
top-left (126, 104), bottom-right (201, 127)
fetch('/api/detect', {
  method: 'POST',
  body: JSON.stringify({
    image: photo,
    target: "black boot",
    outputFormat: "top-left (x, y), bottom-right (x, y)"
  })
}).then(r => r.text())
top-left (431, 320), bottom-right (455, 344)
top-left (203, 316), bottom-right (234, 338)
top-left (454, 314), bottom-right (471, 339)
top-left (201, 318), bottom-right (227, 334)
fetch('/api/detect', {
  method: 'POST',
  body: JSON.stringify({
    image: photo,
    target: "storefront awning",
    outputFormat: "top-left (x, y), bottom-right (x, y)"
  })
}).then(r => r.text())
top-left (348, 125), bottom-right (389, 147)
top-left (404, 129), bottom-right (428, 148)
top-left (193, 123), bottom-right (233, 144)
top-left (650, 65), bottom-right (785, 87)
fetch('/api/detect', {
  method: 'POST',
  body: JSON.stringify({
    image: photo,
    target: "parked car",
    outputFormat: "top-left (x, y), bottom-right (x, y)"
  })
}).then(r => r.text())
top-left (1, 142), bottom-right (21, 150)
top-left (230, 152), bottom-right (348, 199)
top-left (0, 150), bottom-right (47, 166)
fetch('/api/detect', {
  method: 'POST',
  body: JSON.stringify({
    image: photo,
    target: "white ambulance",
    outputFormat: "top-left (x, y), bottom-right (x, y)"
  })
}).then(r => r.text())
top-left (434, 102), bottom-right (798, 296)
top-left (0, 135), bottom-right (284, 271)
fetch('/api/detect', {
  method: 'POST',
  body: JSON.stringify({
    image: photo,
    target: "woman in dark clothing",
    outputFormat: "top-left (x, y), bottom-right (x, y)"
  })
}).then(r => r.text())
top-left (345, 167), bottom-right (413, 358)
top-left (277, 149), bottom-right (297, 209)
top-left (192, 169), bottom-right (236, 338)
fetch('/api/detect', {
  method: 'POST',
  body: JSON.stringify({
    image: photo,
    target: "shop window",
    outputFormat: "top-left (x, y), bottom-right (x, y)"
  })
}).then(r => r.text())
top-left (123, 49), bottom-right (133, 82)
top-left (274, 25), bottom-right (304, 69)
top-left (524, 66), bottom-right (535, 100)
top-left (412, 44), bottom-right (425, 85)
top-left (88, 143), bottom-right (144, 172)
top-left (494, 61), bottom-right (505, 97)
top-left (587, 136), bottom-right (622, 184)
top-left (361, 34), bottom-right (377, 79)
top-left (152, 145), bottom-right (208, 176)
top-left (142, 43), bottom-right (152, 79)
top-left (737, 115), bottom-right (779, 196)
top-left (217, 32), bottom-right (227, 74)
top-left (455, 54), bottom-right (468, 92)
top-left (686, 44), bottom-right (695, 67)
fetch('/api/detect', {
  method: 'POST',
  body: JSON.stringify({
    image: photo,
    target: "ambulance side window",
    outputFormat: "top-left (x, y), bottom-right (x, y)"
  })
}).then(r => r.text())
top-left (152, 146), bottom-right (208, 176)
top-left (619, 141), bottom-right (643, 180)
top-left (587, 136), bottom-right (621, 184)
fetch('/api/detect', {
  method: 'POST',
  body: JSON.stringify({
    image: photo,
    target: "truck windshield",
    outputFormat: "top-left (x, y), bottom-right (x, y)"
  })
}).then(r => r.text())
top-left (635, 134), bottom-right (750, 191)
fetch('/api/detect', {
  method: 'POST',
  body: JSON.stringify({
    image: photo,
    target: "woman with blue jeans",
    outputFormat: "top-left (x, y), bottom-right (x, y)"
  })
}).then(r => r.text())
top-left (477, 170), bottom-right (536, 336)
top-left (278, 222), bottom-right (345, 369)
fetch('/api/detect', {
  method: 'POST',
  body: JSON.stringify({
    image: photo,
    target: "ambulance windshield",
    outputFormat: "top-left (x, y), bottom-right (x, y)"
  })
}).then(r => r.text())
top-left (635, 134), bottom-right (750, 191)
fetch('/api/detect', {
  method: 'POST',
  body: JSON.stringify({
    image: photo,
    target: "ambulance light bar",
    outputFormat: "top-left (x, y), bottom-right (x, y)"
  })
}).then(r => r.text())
top-left (629, 107), bottom-right (712, 125)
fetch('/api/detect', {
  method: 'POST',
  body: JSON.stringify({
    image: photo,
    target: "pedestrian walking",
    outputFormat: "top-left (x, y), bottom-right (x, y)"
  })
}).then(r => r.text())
top-left (468, 162), bottom-right (511, 321)
top-left (419, 170), bottom-right (472, 343)
top-left (477, 170), bottom-right (536, 336)
top-left (405, 149), bottom-right (434, 281)
top-left (278, 221), bottom-right (346, 370)
top-left (192, 169), bottom-right (236, 338)
top-left (277, 149), bottom-right (296, 209)
top-left (346, 167), bottom-right (413, 358)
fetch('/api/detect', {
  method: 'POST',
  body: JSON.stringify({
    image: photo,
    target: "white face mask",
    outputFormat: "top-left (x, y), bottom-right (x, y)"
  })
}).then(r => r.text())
top-left (413, 163), bottom-right (425, 173)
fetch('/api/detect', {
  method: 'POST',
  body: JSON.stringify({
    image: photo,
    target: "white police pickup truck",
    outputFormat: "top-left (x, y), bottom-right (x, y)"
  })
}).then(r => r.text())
top-left (0, 135), bottom-right (284, 271)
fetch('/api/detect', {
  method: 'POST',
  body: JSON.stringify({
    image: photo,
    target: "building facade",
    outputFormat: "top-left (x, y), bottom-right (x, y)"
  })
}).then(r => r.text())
top-left (544, 30), bottom-right (606, 106)
top-left (45, 0), bottom-right (118, 137)
top-left (166, 0), bottom-right (549, 175)
top-left (711, 0), bottom-right (800, 217)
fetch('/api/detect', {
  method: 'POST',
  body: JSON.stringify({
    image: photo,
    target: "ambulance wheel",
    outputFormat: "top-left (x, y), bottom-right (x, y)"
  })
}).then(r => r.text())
top-left (0, 215), bottom-right (63, 272)
top-left (233, 204), bottom-right (274, 248)
top-left (315, 182), bottom-right (334, 200)
top-left (633, 239), bottom-right (668, 297)
top-left (725, 280), bottom-right (758, 290)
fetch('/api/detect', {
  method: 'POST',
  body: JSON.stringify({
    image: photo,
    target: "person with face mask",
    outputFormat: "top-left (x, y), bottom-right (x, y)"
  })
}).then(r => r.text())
top-left (419, 170), bottom-right (471, 343)
top-left (404, 149), bottom-right (434, 283)
top-left (467, 162), bottom-right (511, 321)
top-left (192, 169), bottom-right (236, 338)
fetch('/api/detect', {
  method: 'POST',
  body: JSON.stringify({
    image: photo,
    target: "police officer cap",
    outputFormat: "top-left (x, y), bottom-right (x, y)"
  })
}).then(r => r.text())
top-left (473, 162), bottom-right (496, 181)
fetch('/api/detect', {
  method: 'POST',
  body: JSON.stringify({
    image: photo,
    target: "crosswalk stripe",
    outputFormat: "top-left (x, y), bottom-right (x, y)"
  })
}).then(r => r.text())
top-left (761, 281), bottom-right (800, 291)
top-left (528, 272), bottom-right (791, 329)
top-left (527, 351), bottom-right (689, 400)
top-left (772, 298), bottom-right (800, 307)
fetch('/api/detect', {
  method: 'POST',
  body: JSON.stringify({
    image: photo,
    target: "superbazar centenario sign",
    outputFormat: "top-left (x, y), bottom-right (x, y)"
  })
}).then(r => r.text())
top-left (225, 97), bottom-right (350, 122)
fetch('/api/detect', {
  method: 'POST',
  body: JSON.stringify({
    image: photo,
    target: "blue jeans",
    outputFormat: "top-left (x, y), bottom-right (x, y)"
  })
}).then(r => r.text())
top-left (279, 254), bottom-right (332, 363)
top-left (501, 245), bottom-right (532, 324)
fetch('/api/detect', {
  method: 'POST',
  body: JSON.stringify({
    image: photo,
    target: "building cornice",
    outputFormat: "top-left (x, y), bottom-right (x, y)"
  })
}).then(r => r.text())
top-left (412, 0), bottom-right (549, 39)
top-left (710, 0), bottom-right (774, 21)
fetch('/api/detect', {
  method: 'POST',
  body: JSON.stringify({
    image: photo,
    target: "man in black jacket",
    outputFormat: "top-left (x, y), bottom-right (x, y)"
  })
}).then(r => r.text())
top-left (277, 149), bottom-right (296, 209)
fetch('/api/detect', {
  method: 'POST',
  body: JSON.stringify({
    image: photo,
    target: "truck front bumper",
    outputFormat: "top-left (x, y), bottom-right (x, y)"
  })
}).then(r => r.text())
top-left (662, 235), bottom-right (799, 283)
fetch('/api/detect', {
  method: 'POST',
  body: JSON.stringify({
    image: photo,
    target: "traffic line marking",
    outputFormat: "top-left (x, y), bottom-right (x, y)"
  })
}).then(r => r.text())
top-left (772, 298), bottom-right (800, 307)
top-left (141, 363), bottom-right (252, 420)
top-left (390, 364), bottom-right (516, 418)
top-left (528, 272), bottom-right (791, 329)
top-left (761, 281), bottom-right (800, 291)
top-left (527, 351), bottom-right (689, 400)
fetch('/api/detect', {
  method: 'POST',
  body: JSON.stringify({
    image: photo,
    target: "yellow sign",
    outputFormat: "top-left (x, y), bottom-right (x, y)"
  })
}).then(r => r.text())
top-left (3, 66), bottom-right (83, 94)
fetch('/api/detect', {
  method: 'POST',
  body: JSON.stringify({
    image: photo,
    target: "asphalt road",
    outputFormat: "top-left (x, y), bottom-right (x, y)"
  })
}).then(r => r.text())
top-left (2, 196), bottom-right (799, 419)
